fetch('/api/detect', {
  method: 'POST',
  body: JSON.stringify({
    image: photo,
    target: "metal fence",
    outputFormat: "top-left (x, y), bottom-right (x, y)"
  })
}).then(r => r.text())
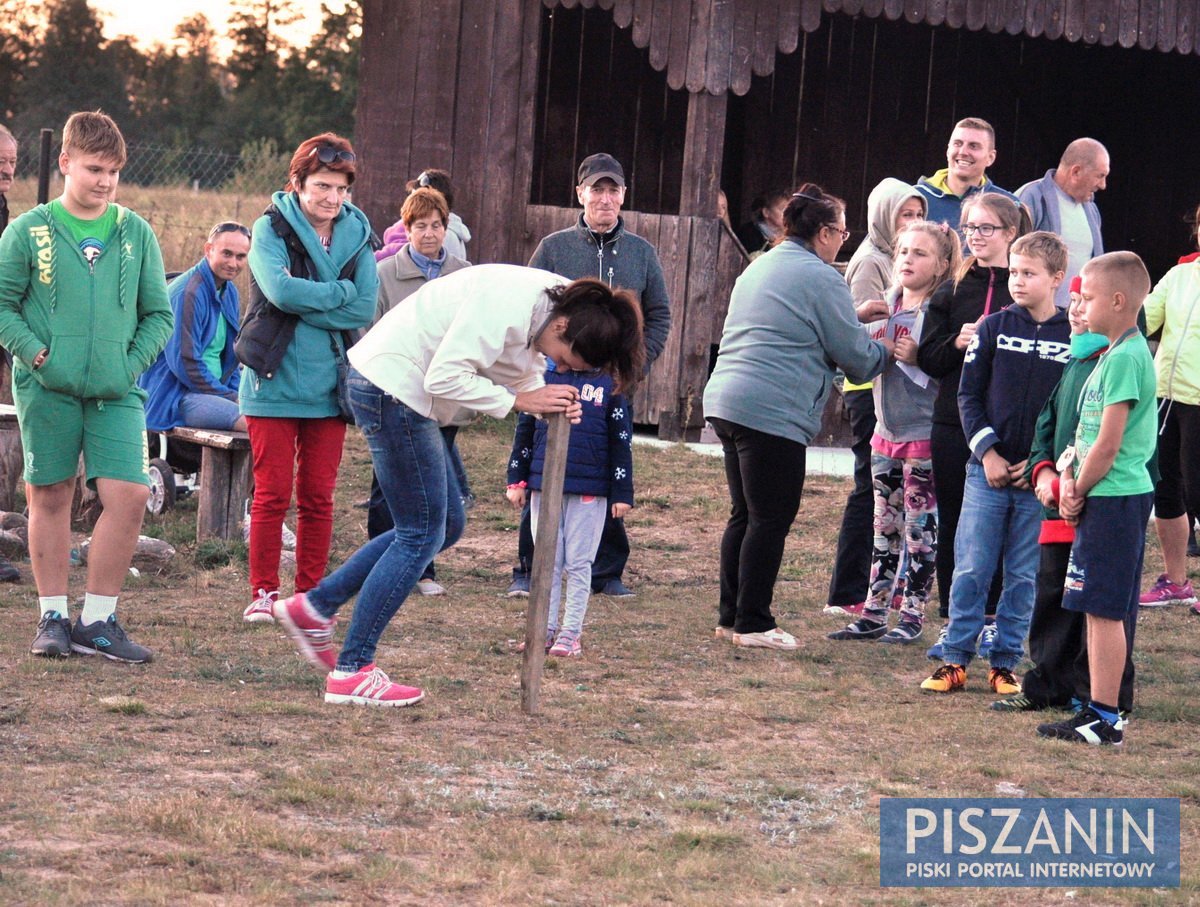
top-left (9, 130), bottom-right (285, 196)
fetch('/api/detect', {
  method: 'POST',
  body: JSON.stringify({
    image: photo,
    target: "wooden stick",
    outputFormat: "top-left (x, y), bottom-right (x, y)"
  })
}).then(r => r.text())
top-left (520, 413), bottom-right (572, 715)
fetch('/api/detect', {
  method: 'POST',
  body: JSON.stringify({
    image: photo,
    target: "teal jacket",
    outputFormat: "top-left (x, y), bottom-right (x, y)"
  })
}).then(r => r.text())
top-left (240, 191), bottom-right (378, 418)
top-left (0, 203), bottom-right (172, 399)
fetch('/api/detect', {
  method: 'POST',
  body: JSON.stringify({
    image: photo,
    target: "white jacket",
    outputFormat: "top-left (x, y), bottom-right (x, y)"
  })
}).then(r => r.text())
top-left (348, 264), bottom-right (566, 426)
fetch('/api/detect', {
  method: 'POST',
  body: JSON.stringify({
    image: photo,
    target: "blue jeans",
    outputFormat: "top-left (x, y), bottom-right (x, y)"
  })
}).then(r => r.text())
top-left (179, 392), bottom-right (241, 430)
top-left (943, 463), bottom-right (1042, 670)
top-left (307, 371), bottom-right (465, 671)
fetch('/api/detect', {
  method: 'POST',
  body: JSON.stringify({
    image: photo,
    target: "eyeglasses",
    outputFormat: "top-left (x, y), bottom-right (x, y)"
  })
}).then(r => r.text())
top-left (824, 224), bottom-right (851, 241)
top-left (962, 223), bottom-right (1001, 237)
top-left (208, 221), bottom-right (251, 240)
top-left (308, 145), bottom-right (356, 165)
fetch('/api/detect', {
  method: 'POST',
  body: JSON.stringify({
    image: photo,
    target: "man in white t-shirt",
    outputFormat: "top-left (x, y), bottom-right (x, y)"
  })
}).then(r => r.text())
top-left (1017, 138), bottom-right (1109, 306)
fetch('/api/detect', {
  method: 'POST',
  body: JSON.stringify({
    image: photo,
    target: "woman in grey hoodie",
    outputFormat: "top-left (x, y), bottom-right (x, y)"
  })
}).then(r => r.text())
top-left (826, 180), bottom-right (926, 616)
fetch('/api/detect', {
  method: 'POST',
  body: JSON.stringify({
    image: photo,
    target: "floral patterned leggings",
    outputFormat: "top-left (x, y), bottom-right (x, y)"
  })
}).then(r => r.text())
top-left (864, 453), bottom-right (937, 624)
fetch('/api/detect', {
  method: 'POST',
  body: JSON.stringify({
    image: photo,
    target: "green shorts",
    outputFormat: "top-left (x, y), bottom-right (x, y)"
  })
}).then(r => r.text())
top-left (13, 370), bottom-right (150, 488)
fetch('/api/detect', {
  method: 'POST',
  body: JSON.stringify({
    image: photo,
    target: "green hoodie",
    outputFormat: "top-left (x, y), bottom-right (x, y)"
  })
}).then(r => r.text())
top-left (0, 203), bottom-right (172, 399)
top-left (240, 191), bottom-right (377, 418)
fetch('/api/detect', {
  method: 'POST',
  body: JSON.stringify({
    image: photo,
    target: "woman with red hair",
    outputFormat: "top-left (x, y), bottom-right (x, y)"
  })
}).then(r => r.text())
top-left (239, 133), bottom-right (378, 622)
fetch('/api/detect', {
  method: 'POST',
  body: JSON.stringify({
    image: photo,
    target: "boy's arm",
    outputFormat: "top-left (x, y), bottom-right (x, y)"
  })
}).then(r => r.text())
top-left (0, 221), bottom-right (46, 365)
top-left (170, 282), bottom-right (236, 399)
top-left (608, 392), bottom-right (635, 511)
top-left (127, 229), bottom-right (173, 377)
top-left (957, 316), bottom-right (1010, 484)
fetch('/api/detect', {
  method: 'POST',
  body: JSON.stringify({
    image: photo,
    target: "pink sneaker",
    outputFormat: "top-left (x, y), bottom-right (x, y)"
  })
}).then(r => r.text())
top-left (824, 602), bottom-right (865, 616)
top-left (273, 592), bottom-right (337, 672)
top-left (1139, 574), bottom-right (1197, 607)
top-left (243, 589), bottom-right (277, 623)
top-left (324, 664), bottom-right (425, 707)
top-left (549, 630), bottom-right (582, 657)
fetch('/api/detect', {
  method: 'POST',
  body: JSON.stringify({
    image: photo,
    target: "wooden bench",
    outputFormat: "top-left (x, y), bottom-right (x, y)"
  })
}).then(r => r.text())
top-left (167, 427), bottom-right (252, 542)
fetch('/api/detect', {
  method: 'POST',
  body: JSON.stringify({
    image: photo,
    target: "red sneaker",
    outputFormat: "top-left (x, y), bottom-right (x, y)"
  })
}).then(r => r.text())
top-left (324, 664), bottom-right (425, 707)
top-left (273, 592), bottom-right (336, 672)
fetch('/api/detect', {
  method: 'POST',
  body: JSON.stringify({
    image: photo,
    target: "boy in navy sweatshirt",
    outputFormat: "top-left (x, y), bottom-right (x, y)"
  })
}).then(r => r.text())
top-left (506, 365), bottom-right (634, 656)
top-left (921, 232), bottom-right (1071, 695)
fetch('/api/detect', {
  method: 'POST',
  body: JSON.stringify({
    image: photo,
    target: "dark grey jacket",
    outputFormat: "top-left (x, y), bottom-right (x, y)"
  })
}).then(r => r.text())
top-left (528, 215), bottom-right (671, 367)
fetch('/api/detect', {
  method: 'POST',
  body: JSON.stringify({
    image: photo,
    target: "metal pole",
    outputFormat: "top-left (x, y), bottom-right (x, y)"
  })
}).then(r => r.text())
top-left (36, 129), bottom-right (52, 205)
top-left (520, 413), bottom-right (571, 715)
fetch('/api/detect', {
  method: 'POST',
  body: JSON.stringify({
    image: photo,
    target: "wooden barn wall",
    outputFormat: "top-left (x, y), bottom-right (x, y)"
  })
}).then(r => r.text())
top-left (723, 13), bottom-right (1200, 279)
top-left (530, 6), bottom-right (690, 214)
top-left (356, 0), bottom-right (543, 268)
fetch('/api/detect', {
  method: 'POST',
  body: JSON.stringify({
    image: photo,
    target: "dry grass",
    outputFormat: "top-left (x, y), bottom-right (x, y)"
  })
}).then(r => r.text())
top-left (0, 416), bottom-right (1197, 905)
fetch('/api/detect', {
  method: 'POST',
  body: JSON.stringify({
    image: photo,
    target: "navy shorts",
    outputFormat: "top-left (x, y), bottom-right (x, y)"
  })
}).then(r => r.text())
top-left (1062, 492), bottom-right (1153, 620)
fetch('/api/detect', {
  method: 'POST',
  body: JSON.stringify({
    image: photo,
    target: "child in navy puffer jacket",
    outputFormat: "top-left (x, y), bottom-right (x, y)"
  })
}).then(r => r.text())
top-left (506, 366), bottom-right (634, 656)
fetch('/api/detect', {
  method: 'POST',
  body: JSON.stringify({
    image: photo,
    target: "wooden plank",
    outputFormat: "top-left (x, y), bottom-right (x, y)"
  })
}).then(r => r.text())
top-left (985, 0), bottom-right (1005, 31)
top-left (906, 0), bottom-right (930, 24)
top-left (730, 0), bottom-right (757, 94)
top-left (1082, 0), bottom-right (1103, 40)
top-left (1003, 0), bottom-right (1027, 32)
top-left (666, 0), bottom-right (693, 90)
top-left (1137, 0), bottom-right (1158, 47)
top-left (520, 414), bottom-right (570, 715)
top-left (509, 0), bottom-right (548, 265)
top-left (643, 214), bottom-right (688, 427)
top-left (778, 0), bottom-right (802, 53)
top-left (478, 0), bottom-right (530, 265)
top-left (409, 0), bottom-right (462, 171)
top-left (704, 0), bottom-right (735, 94)
top-left (680, 91), bottom-right (728, 216)
top-left (1024, 0), bottom-right (1048, 35)
top-left (675, 218), bottom-right (721, 432)
top-left (1178, 0), bottom-right (1195, 52)
top-left (450, 1), bottom-right (497, 260)
top-left (631, 0), bottom-right (655, 46)
top-left (685, 0), bottom-right (714, 92)
top-left (648, 0), bottom-right (672, 69)
top-left (753, 0), bottom-right (782, 76)
top-left (801, 0), bottom-right (826, 30)
top-left (1117, 0), bottom-right (1139, 42)
top-left (1043, 0), bottom-right (1065, 36)
top-left (196, 446), bottom-right (252, 542)
top-left (966, 0), bottom-right (988, 30)
top-left (168, 427), bottom-right (251, 450)
top-left (1157, 0), bottom-right (1178, 51)
top-left (355, 0), bottom-right (422, 237)
top-left (1064, 0), bottom-right (1086, 38)
top-left (862, 0), bottom-right (884, 17)
top-left (946, 0), bottom-right (969, 26)
top-left (927, 0), bottom-right (949, 23)
top-left (614, 0), bottom-right (634, 27)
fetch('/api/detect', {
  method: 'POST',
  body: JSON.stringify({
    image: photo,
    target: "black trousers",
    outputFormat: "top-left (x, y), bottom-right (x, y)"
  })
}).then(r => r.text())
top-left (827, 388), bottom-right (876, 607)
top-left (1022, 542), bottom-right (1137, 713)
top-left (709, 417), bottom-right (807, 634)
top-left (930, 421), bottom-right (1002, 619)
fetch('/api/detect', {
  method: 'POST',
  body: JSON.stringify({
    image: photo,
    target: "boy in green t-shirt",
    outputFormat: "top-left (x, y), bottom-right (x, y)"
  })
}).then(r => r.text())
top-left (0, 111), bottom-right (172, 663)
top-left (1037, 252), bottom-right (1156, 746)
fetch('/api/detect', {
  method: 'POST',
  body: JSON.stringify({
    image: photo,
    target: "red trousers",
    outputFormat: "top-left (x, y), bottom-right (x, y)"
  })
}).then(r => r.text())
top-left (245, 416), bottom-right (346, 595)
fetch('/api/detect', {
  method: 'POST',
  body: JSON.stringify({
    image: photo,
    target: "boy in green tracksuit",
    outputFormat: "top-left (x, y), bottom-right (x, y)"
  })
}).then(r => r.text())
top-left (0, 111), bottom-right (172, 663)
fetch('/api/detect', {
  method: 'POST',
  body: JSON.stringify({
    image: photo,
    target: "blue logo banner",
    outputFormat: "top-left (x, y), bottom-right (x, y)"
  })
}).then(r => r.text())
top-left (880, 798), bottom-right (1180, 887)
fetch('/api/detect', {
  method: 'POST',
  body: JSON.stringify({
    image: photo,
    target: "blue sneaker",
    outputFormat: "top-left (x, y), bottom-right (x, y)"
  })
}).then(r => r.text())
top-left (977, 620), bottom-right (998, 660)
top-left (926, 623), bottom-right (948, 660)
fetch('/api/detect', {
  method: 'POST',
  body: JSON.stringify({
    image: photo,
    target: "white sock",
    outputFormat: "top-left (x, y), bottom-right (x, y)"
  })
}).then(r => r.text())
top-left (330, 668), bottom-right (355, 679)
top-left (39, 595), bottom-right (69, 619)
top-left (80, 593), bottom-right (118, 625)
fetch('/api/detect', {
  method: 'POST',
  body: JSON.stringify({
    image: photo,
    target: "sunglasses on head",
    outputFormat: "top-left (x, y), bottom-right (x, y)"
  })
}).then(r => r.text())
top-left (308, 145), bottom-right (356, 165)
top-left (208, 221), bottom-right (251, 240)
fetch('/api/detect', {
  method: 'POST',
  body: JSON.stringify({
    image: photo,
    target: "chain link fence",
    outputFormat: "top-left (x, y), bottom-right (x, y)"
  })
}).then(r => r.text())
top-left (6, 131), bottom-right (291, 272)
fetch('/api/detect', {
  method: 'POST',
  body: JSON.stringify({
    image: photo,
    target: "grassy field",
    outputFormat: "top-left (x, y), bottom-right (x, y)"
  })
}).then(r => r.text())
top-left (0, 416), bottom-right (1196, 905)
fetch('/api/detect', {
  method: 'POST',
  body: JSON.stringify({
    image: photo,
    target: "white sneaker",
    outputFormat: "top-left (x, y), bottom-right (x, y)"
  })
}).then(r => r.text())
top-left (416, 578), bottom-right (446, 596)
top-left (242, 521), bottom-right (297, 550)
top-left (732, 627), bottom-right (798, 650)
top-left (243, 588), bottom-right (278, 623)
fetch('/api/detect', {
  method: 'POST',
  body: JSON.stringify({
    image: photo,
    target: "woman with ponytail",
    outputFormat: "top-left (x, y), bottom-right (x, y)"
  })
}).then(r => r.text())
top-left (273, 264), bottom-right (643, 706)
top-left (703, 183), bottom-right (893, 650)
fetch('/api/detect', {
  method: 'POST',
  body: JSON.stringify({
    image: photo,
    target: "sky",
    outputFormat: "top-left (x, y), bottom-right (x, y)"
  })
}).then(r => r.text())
top-left (96, 1), bottom-right (332, 54)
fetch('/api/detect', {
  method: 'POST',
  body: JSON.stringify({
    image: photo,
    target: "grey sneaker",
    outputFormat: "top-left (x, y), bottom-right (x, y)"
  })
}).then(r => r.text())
top-left (70, 615), bottom-right (153, 664)
top-left (31, 612), bottom-right (72, 657)
top-left (506, 569), bottom-right (530, 598)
